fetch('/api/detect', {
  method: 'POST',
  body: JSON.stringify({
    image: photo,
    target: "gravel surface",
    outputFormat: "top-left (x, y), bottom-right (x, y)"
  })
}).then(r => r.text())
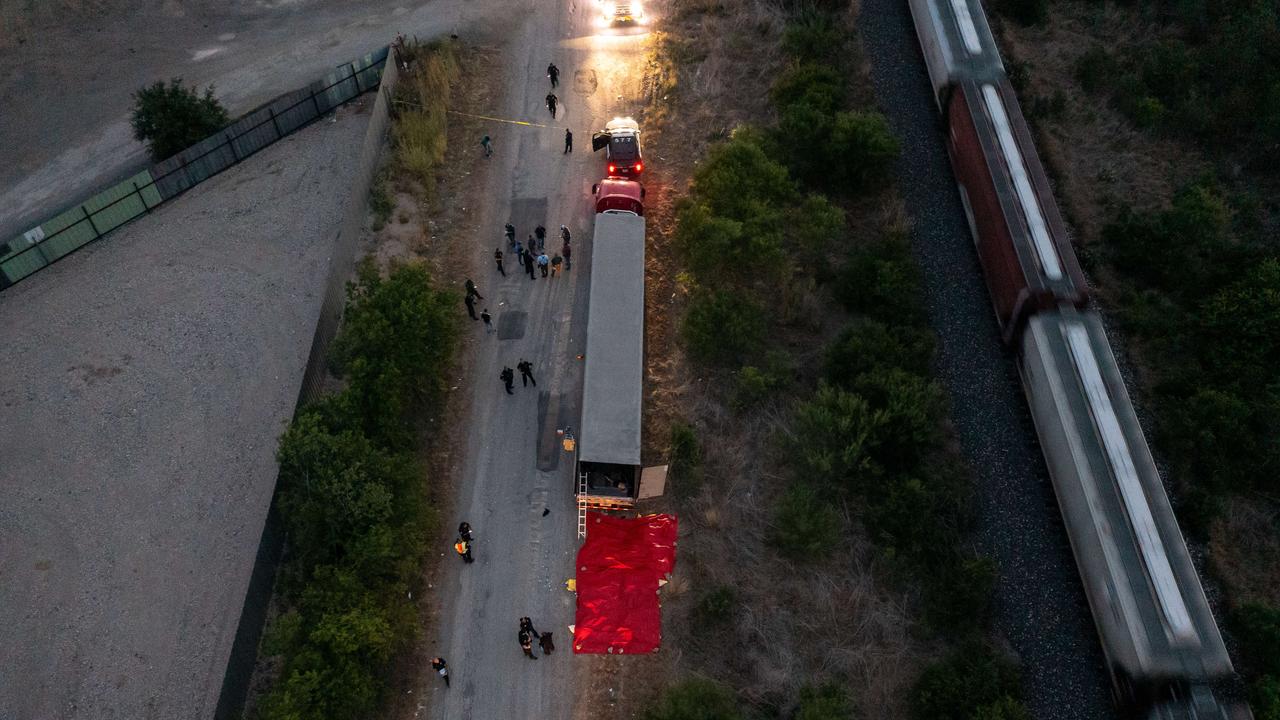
top-left (0, 104), bottom-right (370, 720)
top-left (857, 3), bottom-right (1116, 718)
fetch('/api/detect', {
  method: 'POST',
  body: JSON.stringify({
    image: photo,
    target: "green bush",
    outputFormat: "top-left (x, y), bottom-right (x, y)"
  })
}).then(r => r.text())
top-left (329, 259), bottom-right (459, 446)
top-left (826, 111), bottom-right (900, 193)
top-left (1131, 96), bottom-right (1167, 129)
top-left (1252, 675), bottom-right (1280, 720)
top-left (1103, 182), bottom-right (1232, 294)
top-left (782, 12), bottom-right (847, 66)
top-left (786, 194), bottom-right (846, 271)
top-left (691, 130), bottom-right (798, 219)
top-left (997, 0), bottom-right (1046, 25)
top-left (675, 199), bottom-right (786, 282)
top-left (971, 695), bottom-right (1034, 720)
top-left (1232, 603), bottom-right (1280, 676)
top-left (834, 234), bottom-right (926, 323)
top-left (824, 319), bottom-right (935, 383)
top-left (733, 358), bottom-right (791, 410)
top-left (645, 678), bottom-right (742, 720)
top-left (795, 682), bottom-right (855, 720)
top-left (696, 585), bottom-right (739, 624)
top-left (792, 383), bottom-right (886, 493)
top-left (773, 483), bottom-right (843, 560)
top-left (682, 288), bottom-right (767, 366)
top-left (912, 640), bottom-right (1024, 720)
top-left (1074, 47), bottom-right (1117, 93)
top-left (923, 553), bottom-right (997, 631)
top-left (1197, 259), bottom-right (1280, 388)
top-left (670, 420), bottom-right (706, 498)
top-left (850, 366), bottom-right (948, 474)
top-left (770, 63), bottom-right (847, 115)
top-left (130, 78), bottom-right (229, 161)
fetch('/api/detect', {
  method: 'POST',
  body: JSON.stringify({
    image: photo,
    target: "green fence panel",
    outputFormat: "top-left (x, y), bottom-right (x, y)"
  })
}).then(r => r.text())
top-left (82, 173), bottom-right (152, 234)
top-left (2, 246), bottom-right (50, 285)
top-left (39, 210), bottom-right (99, 261)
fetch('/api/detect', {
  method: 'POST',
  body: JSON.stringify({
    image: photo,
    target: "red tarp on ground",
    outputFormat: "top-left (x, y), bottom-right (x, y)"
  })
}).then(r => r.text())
top-left (573, 512), bottom-right (678, 654)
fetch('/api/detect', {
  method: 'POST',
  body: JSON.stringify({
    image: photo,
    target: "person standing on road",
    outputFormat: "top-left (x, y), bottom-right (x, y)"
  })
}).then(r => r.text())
top-left (519, 629), bottom-right (537, 659)
top-left (547, 63), bottom-right (560, 88)
top-left (546, 93), bottom-right (558, 118)
top-left (501, 366), bottom-right (515, 394)
top-left (517, 359), bottom-right (536, 387)
top-left (464, 293), bottom-right (478, 320)
top-left (432, 657), bottom-right (450, 687)
top-left (480, 134), bottom-right (492, 158)
top-left (524, 249), bottom-right (536, 280)
top-left (459, 522), bottom-right (474, 542)
top-left (534, 225), bottom-right (546, 251)
top-left (506, 222), bottom-right (516, 246)
top-left (465, 278), bottom-right (483, 300)
top-left (564, 128), bottom-right (573, 153)
top-left (480, 308), bottom-right (493, 333)
top-left (494, 248), bottom-right (505, 276)
top-left (562, 242), bottom-right (572, 270)
top-left (536, 252), bottom-right (549, 277)
top-left (513, 238), bottom-right (524, 259)
top-left (540, 632), bottom-right (555, 655)
top-left (454, 536), bottom-right (473, 563)
top-left (551, 253), bottom-right (562, 277)
top-left (520, 617), bottom-right (541, 640)
top-left (560, 224), bottom-right (571, 245)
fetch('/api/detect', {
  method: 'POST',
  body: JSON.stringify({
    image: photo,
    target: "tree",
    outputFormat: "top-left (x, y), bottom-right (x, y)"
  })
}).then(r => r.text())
top-left (826, 111), bottom-right (899, 194)
top-left (773, 483), bottom-right (842, 560)
top-left (795, 682), bottom-right (855, 720)
top-left (792, 383), bottom-right (887, 492)
top-left (645, 678), bottom-right (741, 720)
top-left (691, 131), bottom-right (798, 220)
top-left (130, 78), bottom-right (229, 161)
top-left (912, 640), bottom-right (1024, 720)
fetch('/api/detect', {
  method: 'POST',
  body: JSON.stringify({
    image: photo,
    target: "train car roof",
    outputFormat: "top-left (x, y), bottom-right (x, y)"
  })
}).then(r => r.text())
top-left (958, 78), bottom-right (1088, 303)
top-left (909, 0), bottom-right (1005, 99)
top-left (578, 212), bottom-right (645, 467)
top-left (1024, 310), bottom-right (1231, 680)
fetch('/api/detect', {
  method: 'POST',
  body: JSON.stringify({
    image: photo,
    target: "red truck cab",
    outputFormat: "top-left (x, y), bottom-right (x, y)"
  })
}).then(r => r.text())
top-left (593, 178), bottom-right (645, 215)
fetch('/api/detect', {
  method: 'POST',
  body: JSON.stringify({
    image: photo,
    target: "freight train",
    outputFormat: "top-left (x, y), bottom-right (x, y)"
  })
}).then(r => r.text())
top-left (907, 1), bottom-right (1250, 718)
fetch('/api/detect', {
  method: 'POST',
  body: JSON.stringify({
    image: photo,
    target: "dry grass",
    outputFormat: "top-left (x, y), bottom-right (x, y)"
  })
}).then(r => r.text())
top-left (392, 41), bottom-right (461, 197)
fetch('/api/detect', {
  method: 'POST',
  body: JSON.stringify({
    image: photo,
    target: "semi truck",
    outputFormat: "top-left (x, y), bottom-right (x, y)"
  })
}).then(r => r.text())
top-left (575, 178), bottom-right (664, 522)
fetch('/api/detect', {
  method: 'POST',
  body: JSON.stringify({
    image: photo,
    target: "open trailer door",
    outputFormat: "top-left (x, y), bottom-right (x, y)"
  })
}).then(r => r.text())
top-left (637, 464), bottom-right (668, 500)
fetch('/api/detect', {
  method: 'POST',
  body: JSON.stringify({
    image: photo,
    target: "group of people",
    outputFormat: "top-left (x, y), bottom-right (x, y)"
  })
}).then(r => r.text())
top-left (494, 222), bottom-right (572, 281)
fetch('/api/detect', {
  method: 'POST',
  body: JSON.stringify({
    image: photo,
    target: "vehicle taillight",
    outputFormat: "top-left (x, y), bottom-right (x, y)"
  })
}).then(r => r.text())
top-left (634, 161), bottom-right (643, 172)
top-left (608, 164), bottom-right (616, 174)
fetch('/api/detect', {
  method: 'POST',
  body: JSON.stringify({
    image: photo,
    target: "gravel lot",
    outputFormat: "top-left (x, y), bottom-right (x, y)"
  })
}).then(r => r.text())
top-left (857, 2), bottom-right (1116, 718)
top-left (0, 103), bottom-right (369, 720)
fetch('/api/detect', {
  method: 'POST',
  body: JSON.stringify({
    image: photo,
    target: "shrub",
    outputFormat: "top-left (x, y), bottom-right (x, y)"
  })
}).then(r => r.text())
top-left (1075, 47), bottom-right (1117, 93)
top-left (1232, 603), bottom-right (1280, 676)
top-left (1197, 259), bottom-right (1280, 388)
top-left (971, 695), bottom-right (1034, 720)
top-left (785, 194), bottom-right (846, 272)
top-left (923, 553), bottom-right (997, 631)
top-left (824, 319), bottom-right (935, 385)
top-left (775, 100), bottom-right (838, 189)
top-left (692, 131), bottom-right (798, 219)
top-left (773, 483), bottom-right (843, 560)
top-left (130, 78), bottom-right (229, 161)
top-left (329, 259), bottom-right (459, 446)
top-left (1252, 675), bottom-right (1280, 720)
top-left (834, 234), bottom-right (926, 323)
top-left (998, 0), bottom-right (1046, 25)
top-left (733, 359), bottom-right (791, 410)
top-left (912, 640), bottom-right (1024, 720)
top-left (696, 586), bottom-right (739, 624)
top-left (1132, 96), bottom-right (1167, 129)
top-left (770, 63), bottom-right (847, 115)
top-left (394, 41), bottom-right (459, 191)
top-left (782, 11), bottom-right (847, 66)
top-left (682, 288), bottom-right (767, 365)
top-left (675, 199), bottom-right (786, 282)
top-left (792, 383), bottom-right (886, 492)
top-left (850, 366), bottom-right (948, 474)
top-left (826, 111), bottom-right (900, 194)
top-left (645, 678), bottom-right (742, 720)
top-left (670, 420), bottom-right (706, 498)
top-left (795, 682), bottom-right (855, 720)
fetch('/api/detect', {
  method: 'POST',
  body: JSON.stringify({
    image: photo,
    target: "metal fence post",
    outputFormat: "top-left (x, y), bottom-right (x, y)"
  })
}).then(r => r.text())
top-left (268, 108), bottom-right (282, 138)
top-left (83, 206), bottom-right (101, 238)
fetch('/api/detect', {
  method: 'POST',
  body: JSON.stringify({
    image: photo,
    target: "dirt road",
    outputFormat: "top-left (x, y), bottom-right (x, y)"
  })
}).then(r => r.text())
top-left (417, 7), bottom-right (651, 720)
top-left (0, 0), bottom-right (507, 240)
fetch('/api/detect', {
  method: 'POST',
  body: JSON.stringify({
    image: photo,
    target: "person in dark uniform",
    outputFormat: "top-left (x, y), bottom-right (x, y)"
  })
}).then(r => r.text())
top-left (458, 522), bottom-right (473, 541)
top-left (463, 293), bottom-right (477, 320)
top-left (539, 632), bottom-right (555, 655)
top-left (546, 93), bottom-right (557, 117)
top-left (520, 617), bottom-right (541, 640)
top-left (519, 629), bottom-right (537, 659)
top-left (534, 225), bottom-right (546, 251)
top-left (500, 366), bottom-right (515, 394)
top-left (517, 359), bottom-right (536, 387)
top-left (564, 129), bottom-right (573, 154)
top-left (494, 247), bottom-right (505, 276)
top-left (547, 62), bottom-right (560, 88)
top-left (465, 278), bottom-right (483, 300)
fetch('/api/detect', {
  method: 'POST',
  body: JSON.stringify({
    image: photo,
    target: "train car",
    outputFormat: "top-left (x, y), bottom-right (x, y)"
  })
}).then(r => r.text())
top-left (907, 0), bottom-right (1004, 109)
top-left (946, 77), bottom-right (1088, 345)
top-left (1018, 308), bottom-right (1237, 716)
